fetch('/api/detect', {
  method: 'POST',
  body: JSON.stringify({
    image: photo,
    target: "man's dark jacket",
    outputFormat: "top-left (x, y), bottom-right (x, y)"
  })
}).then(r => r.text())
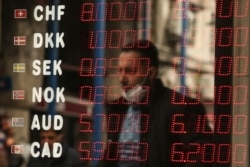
top-left (27, 144), bottom-right (86, 167)
top-left (97, 79), bottom-right (213, 167)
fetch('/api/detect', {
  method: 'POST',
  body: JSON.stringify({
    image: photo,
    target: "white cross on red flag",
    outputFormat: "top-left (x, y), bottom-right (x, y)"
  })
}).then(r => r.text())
top-left (13, 36), bottom-right (26, 46)
top-left (14, 9), bottom-right (27, 19)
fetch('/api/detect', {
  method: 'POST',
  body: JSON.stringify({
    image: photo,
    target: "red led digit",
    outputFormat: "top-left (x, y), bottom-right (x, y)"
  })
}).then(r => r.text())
top-left (96, 3), bottom-right (108, 21)
top-left (187, 87), bottom-right (201, 105)
top-left (215, 114), bottom-right (231, 134)
top-left (108, 30), bottom-right (122, 48)
top-left (172, 0), bottom-right (188, 19)
top-left (171, 86), bottom-right (200, 105)
top-left (80, 58), bottom-right (93, 77)
top-left (108, 86), bottom-right (120, 104)
top-left (202, 86), bottom-right (215, 105)
top-left (138, 1), bottom-right (151, 20)
top-left (186, 143), bottom-right (200, 163)
top-left (121, 86), bottom-right (150, 105)
top-left (88, 31), bottom-right (95, 49)
top-left (123, 30), bottom-right (137, 48)
top-left (210, 27), bottom-right (217, 47)
top-left (94, 58), bottom-right (107, 76)
top-left (201, 144), bottom-right (216, 163)
top-left (217, 85), bottom-right (232, 105)
top-left (170, 143), bottom-right (185, 162)
top-left (107, 114), bottom-right (120, 133)
top-left (137, 58), bottom-right (150, 76)
top-left (171, 86), bottom-right (185, 105)
top-left (233, 85), bottom-right (248, 105)
top-left (79, 113), bottom-right (92, 133)
top-left (89, 30), bottom-right (108, 48)
top-left (234, 27), bottom-right (249, 47)
top-left (138, 114), bottom-right (149, 133)
top-left (124, 2), bottom-right (137, 20)
top-left (109, 58), bottom-right (119, 77)
top-left (188, 115), bottom-right (201, 133)
top-left (120, 57), bottom-right (136, 76)
top-left (232, 144), bottom-right (247, 164)
top-left (233, 115), bottom-right (247, 135)
top-left (137, 30), bottom-right (150, 42)
top-left (234, 56), bottom-right (248, 76)
top-left (119, 142), bottom-right (134, 161)
top-left (173, 57), bottom-right (186, 76)
top-left (80, 86), bottom-right (92, 104)
top-left (106, 142), bottom-right (119, 160)
top-left (173, 57), bottom-right (201, 76)
top-left (79, 141), bottom-right (91, 160)
top-left (216, 0), bottom-right (233, 18)
top-left (95, 114), bottom-right (106, 132)
top-left (216, 144), bottom-right (231, 163)
top-left (133, 115), bottom-right (140, 133)
top-left (235, 0), bottom-right (249, 18)
top-left (120, 114), bottom-right (131, 133)
top-left (95, 30), bottom-right (107, 48)
top-left (216, 56), bottom-right (232, 76)
top-left (109, 2), bottom-right (122, 21)
top-left (139, 142), bottom-right (149, 161)
top-left (182, 29), bottom-right (196, 47)
top-left (138, 86), bottom-right (150, 104)
top-left (92, 142), bottom-right (106, 160)
top-left (80, 3), bottom-right (95, 22)
top-left (217, 28), bottom-right (233, 47)
top-left (201, 114), bottom-right (213, 134)
top-left (137, 36), bottom-right (150, 48)
top-left (171, 114), bottom-right (186, 134)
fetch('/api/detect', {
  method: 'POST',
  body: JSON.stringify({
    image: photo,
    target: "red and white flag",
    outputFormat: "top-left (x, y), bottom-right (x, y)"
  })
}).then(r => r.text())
top-left (12, 90), bottom-right (25, 100)
top-left (14, 36), bottom-right (26, 46)
top-left (11, 145), bottom-right (23, 154)
top-left (14, 9), bottom-right (27, 19)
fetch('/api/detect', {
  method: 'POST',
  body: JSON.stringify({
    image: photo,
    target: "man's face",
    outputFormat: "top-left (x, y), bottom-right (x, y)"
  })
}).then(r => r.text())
top-left (40, 130), bottom-right (63, 149)
top-left (118, 51), bottom-right (148, 91)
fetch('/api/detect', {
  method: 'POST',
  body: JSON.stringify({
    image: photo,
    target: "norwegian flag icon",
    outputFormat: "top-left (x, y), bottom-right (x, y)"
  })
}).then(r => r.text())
top-left (14, 9), bottom-right (27, 19)
top-left (12, 90), bottom-right (25, 100)
top-left (14, 36), bottom-right (26, 46)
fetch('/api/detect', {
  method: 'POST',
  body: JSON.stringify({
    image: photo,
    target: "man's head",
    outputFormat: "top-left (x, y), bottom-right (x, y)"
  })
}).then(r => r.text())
top-left (118, 40), bottom-right (159, 91)
top-left (39, 129), bottom-right (63, 149)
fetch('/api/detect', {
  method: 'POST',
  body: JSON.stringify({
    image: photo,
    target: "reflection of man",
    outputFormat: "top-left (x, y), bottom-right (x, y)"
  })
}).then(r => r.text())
top-left (28, 129), bottom-right (86, 167)
top-left (97, 40), bottom-right (213, 167)
top-left (0, 114), bottom-right (24, 167)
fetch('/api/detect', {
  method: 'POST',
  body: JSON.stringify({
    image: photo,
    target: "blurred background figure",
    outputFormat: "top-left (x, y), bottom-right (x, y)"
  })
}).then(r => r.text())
top-left (0, 114), bottom-right (24, 167)
top-left (27, 128), bottom-right (86, 167)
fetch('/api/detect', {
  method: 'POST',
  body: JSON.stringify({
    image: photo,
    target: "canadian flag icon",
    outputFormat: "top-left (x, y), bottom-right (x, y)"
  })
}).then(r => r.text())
top-left (11, 145), bottom-right (23, 154)
top-left (14, 9), bottom-right (27, 19)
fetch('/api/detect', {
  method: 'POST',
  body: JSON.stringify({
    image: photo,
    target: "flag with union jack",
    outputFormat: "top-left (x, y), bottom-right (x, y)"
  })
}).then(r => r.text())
top-left (14, 36), bottom-right (26, 46)
top-left (13, 63), bottom-right (25, 72)
top-left (12, 118), bottom-right (24, 127)
top-left (12, 90), bottom-right (25, 100)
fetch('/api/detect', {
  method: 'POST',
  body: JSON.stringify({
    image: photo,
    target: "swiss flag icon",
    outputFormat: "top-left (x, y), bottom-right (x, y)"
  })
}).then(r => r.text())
top-left (14, 9), bottom-right (27, 19)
